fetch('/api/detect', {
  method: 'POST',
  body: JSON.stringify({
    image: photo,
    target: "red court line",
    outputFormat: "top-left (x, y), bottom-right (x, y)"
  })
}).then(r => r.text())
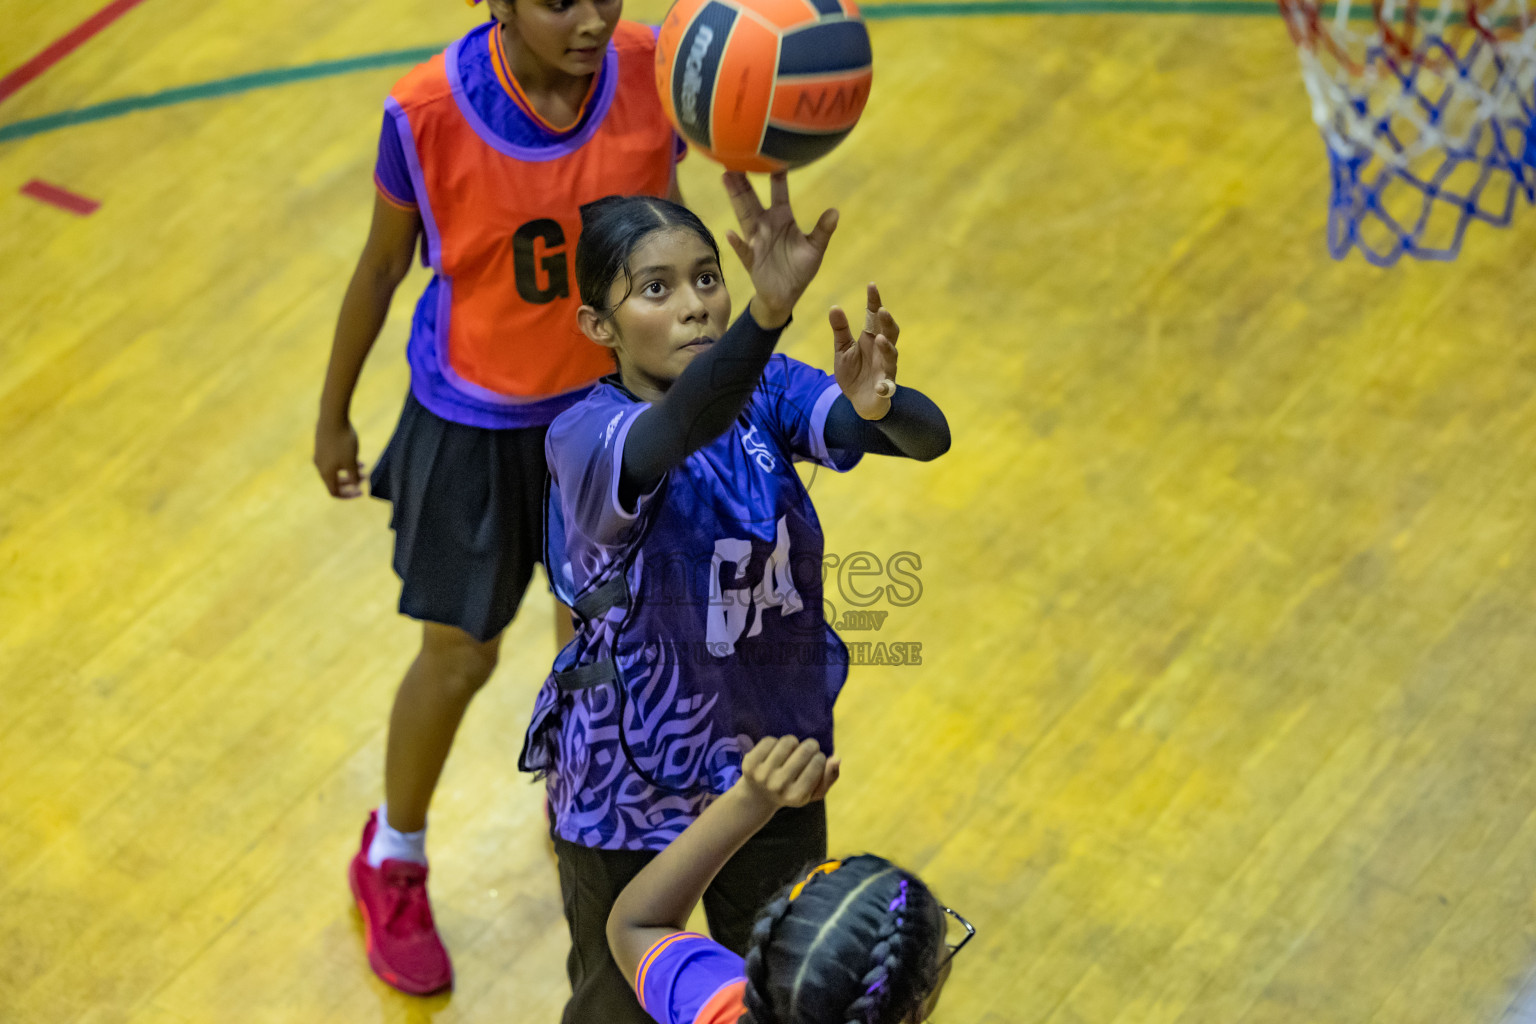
top-left (0, 0), bottom-right (153, 106)
top-left (21, 179), bottom-right (100, 215)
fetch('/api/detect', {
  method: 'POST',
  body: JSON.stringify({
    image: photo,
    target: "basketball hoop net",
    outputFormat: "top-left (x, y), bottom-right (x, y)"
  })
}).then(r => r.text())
top-left (1280, 0), bottom-right (1536, 264)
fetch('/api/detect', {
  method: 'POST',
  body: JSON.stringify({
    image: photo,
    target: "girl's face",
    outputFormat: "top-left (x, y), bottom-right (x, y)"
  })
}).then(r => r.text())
top-left (496, 0), bottom-right (621, 79)
top-left (579, 228), bottom-right (731, 400)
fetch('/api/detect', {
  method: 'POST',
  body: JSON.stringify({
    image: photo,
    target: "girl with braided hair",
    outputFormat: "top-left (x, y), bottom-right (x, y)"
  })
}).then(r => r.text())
top-left (608, 736), bottom-right (969, 1024)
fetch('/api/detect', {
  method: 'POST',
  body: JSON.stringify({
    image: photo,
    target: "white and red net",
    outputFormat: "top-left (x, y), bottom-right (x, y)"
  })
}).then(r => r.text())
top-left (1279, 0), bottom-right (1536, 264)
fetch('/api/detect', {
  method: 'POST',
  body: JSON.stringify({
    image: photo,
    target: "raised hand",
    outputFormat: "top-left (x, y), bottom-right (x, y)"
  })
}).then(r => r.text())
top-left (831, 282), bottom-right (899, 420)
top-left (723, 171), bottom-right (838, 329)
top-left (739, 736), bottom-right (841, 810)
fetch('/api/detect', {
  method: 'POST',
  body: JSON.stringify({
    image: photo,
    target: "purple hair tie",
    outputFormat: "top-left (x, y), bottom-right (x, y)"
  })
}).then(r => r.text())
top-left (861, 880), bottom-right (911, 1008)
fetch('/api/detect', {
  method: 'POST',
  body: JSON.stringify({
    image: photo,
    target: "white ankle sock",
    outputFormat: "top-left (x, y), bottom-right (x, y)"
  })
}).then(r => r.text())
top-left (368, 804), bottom-right (428, 867)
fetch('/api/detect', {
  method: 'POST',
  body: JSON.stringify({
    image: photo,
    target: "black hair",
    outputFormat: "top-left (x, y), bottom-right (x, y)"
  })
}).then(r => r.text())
top-left (741, 855), bottom-right (947, 1024)
top-left (575, 195), bottom-right (722, 323)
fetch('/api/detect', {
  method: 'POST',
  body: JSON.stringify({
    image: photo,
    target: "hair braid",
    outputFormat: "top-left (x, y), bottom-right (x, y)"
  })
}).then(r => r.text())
top-left (740, 891), bottom-right (794, 1024)
top-left (739, 857), bottom-right (945, 1024)
top-left (838, 879), bottom-right (911, 1024)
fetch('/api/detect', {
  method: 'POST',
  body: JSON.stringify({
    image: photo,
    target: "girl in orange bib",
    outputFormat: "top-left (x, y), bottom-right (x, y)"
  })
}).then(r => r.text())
top-left (313, 0), bottom-right (683, 996)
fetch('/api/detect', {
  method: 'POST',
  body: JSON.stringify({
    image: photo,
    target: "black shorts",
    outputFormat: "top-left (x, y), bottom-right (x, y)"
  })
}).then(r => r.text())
top-left (552, 802), bottom-right (828, 1024)
top-left (370, 390), bottom-right (549, 643)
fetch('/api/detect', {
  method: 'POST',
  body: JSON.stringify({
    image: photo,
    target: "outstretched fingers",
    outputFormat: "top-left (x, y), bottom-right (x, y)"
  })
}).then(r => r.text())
top-left (805, 207), bottom-right (839, 254)
top-left (829, 305), bottom-right (855, 353)
top-left (874, 332), bottom-right (898, 397)
top-left (768, 170), bottom-right (790, 210)
top-left (723, 171), bottom-right (764, 235)
top-left (725, 229), bottom-right (753, 271)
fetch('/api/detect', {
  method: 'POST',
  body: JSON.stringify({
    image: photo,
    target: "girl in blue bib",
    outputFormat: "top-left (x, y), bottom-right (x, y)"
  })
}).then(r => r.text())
top-left (522, 173), bottom-right (951, 1021)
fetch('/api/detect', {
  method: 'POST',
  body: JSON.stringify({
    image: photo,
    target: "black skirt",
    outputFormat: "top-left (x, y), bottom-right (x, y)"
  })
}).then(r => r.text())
top-left (370, 391), bottom-right (550, 642)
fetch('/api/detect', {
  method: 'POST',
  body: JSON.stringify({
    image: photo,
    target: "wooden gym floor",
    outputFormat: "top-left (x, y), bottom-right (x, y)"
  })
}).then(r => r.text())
top-left (4, 0), bottom-right (1536, 1021)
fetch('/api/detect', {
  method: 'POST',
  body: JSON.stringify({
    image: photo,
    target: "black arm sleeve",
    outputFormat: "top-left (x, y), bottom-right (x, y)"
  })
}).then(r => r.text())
top-left (619, 309), bottom-right (787, 505)
top-left (822, 387), bottom-right (951, 462)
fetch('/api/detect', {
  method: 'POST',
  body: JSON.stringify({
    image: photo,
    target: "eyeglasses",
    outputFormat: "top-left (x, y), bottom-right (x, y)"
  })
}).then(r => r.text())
top-left (919, 907), bottom-right (974, 1023)
top-left (940, 905), bottom-right (974, 965)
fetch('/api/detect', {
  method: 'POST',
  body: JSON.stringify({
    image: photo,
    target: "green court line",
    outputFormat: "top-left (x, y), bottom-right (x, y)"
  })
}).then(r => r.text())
top-left (0, 46), bottom-right (440, 144)
top-left (0, 1), bottom-right (1320, 146)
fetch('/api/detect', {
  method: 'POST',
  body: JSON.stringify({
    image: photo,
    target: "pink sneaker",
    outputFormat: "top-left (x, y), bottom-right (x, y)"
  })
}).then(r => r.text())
top-left (348, 811), bottom-right (453, 995)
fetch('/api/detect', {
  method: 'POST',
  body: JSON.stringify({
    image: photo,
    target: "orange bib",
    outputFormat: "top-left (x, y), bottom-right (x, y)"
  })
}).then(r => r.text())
top-left (389, 22), bottom-right (677, 424)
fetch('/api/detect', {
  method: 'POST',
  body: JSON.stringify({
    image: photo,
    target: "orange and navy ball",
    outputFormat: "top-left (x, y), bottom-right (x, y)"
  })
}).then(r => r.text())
top-left (655, 0), bottom-right (873, 172)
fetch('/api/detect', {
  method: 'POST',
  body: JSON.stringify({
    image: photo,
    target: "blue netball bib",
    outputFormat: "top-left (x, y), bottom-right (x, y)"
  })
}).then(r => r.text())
top-left (522, 355), bottom-right (861, 850)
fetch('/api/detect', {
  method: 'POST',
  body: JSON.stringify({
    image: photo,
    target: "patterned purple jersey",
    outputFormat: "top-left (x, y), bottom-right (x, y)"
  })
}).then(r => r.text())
top-left (520, 355), bottom-right (861, 850)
